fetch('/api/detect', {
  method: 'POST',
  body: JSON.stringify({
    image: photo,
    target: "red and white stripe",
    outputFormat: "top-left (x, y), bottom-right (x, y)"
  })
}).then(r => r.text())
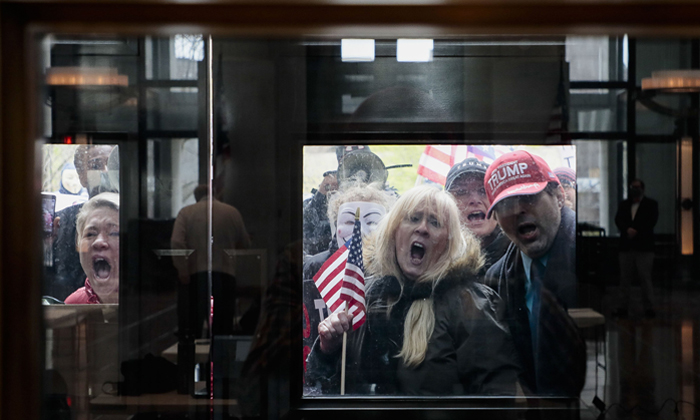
top-left (313, 245), bottom-right (350, 314)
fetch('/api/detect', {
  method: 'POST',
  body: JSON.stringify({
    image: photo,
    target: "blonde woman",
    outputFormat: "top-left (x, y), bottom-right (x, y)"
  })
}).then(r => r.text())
top-left (307, 185), bottom-right (519, 395)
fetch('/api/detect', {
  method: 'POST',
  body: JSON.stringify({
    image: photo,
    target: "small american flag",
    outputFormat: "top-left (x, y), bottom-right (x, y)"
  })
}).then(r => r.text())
top-left (313, 211), bottom-right (366, 330)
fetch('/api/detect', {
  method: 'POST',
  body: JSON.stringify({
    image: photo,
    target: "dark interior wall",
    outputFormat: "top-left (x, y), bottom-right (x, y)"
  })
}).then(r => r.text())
top-left (217, 40), bottom-right (306, 271)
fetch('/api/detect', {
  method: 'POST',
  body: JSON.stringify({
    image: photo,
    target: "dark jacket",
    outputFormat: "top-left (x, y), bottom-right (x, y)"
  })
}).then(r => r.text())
top-left (484, 206), bottom-right (586, 397)
top-left (303, 191), bottom-right (333, 256)
top-left (306, 273), bottom-right (520, 396)
top-left (481, 225), bottom-right (511, 273)
top-left (615, 196), bottom-right (658, 252)
top-left (49, 203), bottom-right (87, 300)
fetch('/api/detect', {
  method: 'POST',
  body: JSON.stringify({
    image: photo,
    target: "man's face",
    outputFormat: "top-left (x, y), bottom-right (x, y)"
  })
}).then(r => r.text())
top-left (448, 175), bottom-right (498, 238)
top-left (493, 187), bottom-right (563, 259)
top-left (629, 180), bottom-right (644, 200)
top-left (77, 146), bottom-right (112, 196)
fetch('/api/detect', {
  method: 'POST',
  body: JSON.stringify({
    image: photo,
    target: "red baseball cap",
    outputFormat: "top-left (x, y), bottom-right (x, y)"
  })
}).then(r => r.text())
top-left (485, 150), bottom-right (560, 218)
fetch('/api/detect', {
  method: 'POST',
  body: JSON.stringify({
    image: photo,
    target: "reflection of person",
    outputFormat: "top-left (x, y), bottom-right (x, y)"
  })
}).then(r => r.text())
top-left (302, 170), bottom-right (339, 256)
top-left (57, 162), bottom-right (87, 197)
top-left (554, 167), bottom-right (577, 211)
top-left (171, 184), bottom-right (251, 336)
top-left (445, 158), bottom-right (511, 271)
top-left (50, 145), bottom-right (115, 300)
top-left (483, 150), bottom-right (586, 397)
top-left (74, 145), bottom-right (115, 197)
top-left (302, 182), bottom-right (395, 393)
top-left (614, 178), bottom-right (658, 318)
top-left (307, 185), bottom-right (519, 396)
top-left (64, 193), bottom-right (120, 304)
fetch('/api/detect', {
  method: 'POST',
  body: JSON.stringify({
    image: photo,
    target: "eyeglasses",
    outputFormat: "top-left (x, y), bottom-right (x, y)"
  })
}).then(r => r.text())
top-left (493, 193), bottom-right (541, 215)
top-left (449, 187), bottom-right (486, 198)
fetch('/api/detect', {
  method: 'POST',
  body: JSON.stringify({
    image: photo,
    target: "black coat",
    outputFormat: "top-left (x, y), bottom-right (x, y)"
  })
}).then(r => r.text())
top-left (49, 203), bottom-right (86, 300)
top-left (484, 206), bottom-right (586, 397)
top-left (481, 225), bottom-right (512, 273)
top-left (306, 273), bottom-right (520, 396)
top-left (303, 192), bottom-right (333, 256)
top-left (615, 196), bottom-right (659, 252)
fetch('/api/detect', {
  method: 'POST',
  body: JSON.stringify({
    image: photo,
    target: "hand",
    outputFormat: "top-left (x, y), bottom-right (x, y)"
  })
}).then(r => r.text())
top-left (627, 227), bottom-right (637, 238)
top-left (318, 311), bottom-right (353, 354)
top-left (318, 174), bottom-right (338, 196)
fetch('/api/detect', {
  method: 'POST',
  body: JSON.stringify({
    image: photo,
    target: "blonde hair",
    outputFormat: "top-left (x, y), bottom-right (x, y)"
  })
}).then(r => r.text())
top-left (364, 184), bottom-right (483, 367)
top-left (75, 192), bottom-right (120, 247)
top-left (326, 181), bottom-right (396, 229)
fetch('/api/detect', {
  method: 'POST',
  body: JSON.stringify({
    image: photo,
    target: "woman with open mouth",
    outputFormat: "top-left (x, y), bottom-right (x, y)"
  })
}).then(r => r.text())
top-left (307, 185), bottom-right (519, 396)
top-left (64, 192), bottom-right (120, 304)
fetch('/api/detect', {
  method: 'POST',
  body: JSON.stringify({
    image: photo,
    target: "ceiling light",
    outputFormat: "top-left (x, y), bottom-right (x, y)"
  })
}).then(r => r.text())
top-left (641, 70), bottom-right (700, 93)
top-left (46, 67), bottom-right (128, 87)
top-left (341, 39), bottom-right (375, 62)
top-left (397, 39), bottom-right (433, 62)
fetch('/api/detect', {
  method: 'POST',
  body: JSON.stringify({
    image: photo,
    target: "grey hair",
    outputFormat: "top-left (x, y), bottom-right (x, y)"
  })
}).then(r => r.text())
top-left (75, 192), bottom-right (120, 247)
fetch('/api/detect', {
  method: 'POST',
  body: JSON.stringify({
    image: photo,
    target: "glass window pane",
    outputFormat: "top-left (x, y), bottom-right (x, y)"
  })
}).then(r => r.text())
top-left (573, 139), bottom-right (626, 235)
top-left (636, 93), bottom-right (692, 135)
top-left (146, 35), bottom-right (203, 80)
top-left (570, 89), bottom-right (627, 132)
top-left (146, 87), bottom-right (199, 131)
top-left (566, 36), bottom-right (627, 81)
top-left (35, 30), bottom-right (696, 420)
top-left (636, 142), bottom-right (677, 235)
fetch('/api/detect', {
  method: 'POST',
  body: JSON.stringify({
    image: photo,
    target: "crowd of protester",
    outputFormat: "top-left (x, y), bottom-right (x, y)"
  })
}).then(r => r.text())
top-left (303, 148), bottom-right (587, 400)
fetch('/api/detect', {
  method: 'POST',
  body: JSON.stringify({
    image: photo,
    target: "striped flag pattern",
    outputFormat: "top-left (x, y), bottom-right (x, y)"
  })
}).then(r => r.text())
top-left (416, 145), bottom-right (458, 185)
top-left (416, 145), bottom-right (514, 185)
top-left (339, 218), bottom-right (366, 329)
top-left (312, 216), bottom-right (366, 330)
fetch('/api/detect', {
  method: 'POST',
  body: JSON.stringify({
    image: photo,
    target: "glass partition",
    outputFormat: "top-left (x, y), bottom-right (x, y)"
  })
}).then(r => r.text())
top-left (37, 33), bottom-right (700, 420)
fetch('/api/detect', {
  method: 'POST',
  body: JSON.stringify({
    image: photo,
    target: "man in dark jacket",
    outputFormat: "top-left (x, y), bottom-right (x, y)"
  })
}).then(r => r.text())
top-left (445, 158), bottom-right (511, 272)
top-left (483, 150), bottom-right (586, 398)
top-left (302, 170), bottom-right (338, 256)
top-left (614, 178), bottom-right (658, 318)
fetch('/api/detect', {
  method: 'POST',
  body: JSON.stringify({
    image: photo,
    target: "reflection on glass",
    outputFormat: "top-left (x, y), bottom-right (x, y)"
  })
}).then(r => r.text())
top-left (42, 144), bottom-right (120, 302)
top-left (566, 36), bottom-right (627, 81)
top-left (570, 89), bottom-right (626, 132)
top-left (146, 35), bottom-right (202, 80)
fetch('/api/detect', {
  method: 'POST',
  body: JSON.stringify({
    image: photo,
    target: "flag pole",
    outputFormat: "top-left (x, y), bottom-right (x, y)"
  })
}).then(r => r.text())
top-left (340, 207), bottom-right (360, 396)
top-left (340, 301), bottom-right (348, 395)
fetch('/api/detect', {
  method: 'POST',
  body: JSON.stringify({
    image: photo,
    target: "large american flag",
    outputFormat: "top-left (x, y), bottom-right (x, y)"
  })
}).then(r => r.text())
top-left (312, 215), bottom-right (366, 330)
top-left (416, 145), bottom-right (510, 185)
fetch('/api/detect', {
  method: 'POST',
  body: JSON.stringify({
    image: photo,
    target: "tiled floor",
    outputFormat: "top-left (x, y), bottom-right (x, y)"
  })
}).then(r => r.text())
top-left (579, 282), bottom-right (700, 420)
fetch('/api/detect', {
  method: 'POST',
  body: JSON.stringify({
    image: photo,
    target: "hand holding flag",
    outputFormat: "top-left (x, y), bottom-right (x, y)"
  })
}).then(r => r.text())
top-left (314, 208), bottom-right (367, 395)
top-left (313, 208), bottom-right (367, 331)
